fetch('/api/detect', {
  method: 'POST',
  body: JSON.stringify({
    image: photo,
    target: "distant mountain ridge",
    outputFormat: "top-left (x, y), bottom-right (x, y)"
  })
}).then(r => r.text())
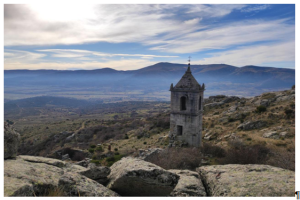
top-left (4, 62), bottom-right (295, 100)
top-left (5, 62), bottom-right (294, 81)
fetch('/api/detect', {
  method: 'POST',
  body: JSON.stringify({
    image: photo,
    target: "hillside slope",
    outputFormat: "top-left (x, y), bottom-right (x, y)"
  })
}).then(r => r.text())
top-left (10, 87), bottom-right (295, 172)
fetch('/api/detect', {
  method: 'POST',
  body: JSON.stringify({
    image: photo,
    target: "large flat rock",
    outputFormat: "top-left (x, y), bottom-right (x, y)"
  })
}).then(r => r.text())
top-left (107, 157), bottom-right (179, 196)
top-left (4, 156), bottom-right (118, 197)
top-left (4, 157), bottom-right (63, 196)
top-left (19, 155), bottom-right (66, 168)
top-left (197, 164), bottom-right (294, 197)
top-left (169, 169), bottom-right (207, 197)
top-left (59, 172), bottom-right (118, 197)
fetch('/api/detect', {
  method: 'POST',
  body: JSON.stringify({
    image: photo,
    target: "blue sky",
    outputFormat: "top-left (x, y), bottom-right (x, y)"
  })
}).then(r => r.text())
top-left (4, 4), bottom-right (295, 70)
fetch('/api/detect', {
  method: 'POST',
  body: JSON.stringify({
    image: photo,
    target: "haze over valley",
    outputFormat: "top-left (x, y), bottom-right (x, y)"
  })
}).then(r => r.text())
top-left (4, 62), bottom-right (295, 103)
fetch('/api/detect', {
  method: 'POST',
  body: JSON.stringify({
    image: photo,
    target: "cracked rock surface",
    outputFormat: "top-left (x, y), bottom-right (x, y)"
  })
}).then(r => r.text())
top-left (169, 169), bottom-right (207, 197)
top-left (4, 156), bottom-right (117, 197)
top-left (107, 157), bottom-right (179, 196)
top-left (197, 164), bottom-right (294, 197)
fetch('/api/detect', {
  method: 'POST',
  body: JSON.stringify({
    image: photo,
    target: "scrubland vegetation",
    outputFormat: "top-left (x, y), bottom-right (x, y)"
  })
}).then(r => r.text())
top-left (5, 87), bottom-right (295, 171)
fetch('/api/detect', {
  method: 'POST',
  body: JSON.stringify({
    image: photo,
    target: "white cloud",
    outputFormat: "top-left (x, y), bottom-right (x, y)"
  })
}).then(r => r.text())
top-left (4, 59), bottom-right (156, 71)
top-left (4, 49), bottom-right (177, 70)
top-left (186, 4), bottom-right (246, 18)
top-left (241, 5), bottom-right (271, 13)
top-left (4, 4), bottom-right (198, 46)
top-left (37, 49), bottom-right (178, 58)
top-left (4, 50), bottom-right (46, 63)
top-left (184, 18), bottom-right (202, 25)
top-left (150, 19), bottom-right (294, 53)
top-left (4, 4), bottom-right (245, 47)
top-left (4, 4), bottom-right (294, 69)
top-left (194, 41), bottom-right (295, 67)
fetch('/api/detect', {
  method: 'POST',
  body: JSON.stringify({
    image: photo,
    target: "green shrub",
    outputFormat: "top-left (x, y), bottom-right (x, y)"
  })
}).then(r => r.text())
top-left (256, 105), bottom-right (267, 113)
top-left (106, 154), bottom-right (123, 166)
top-left (114, 148), bottom-right (118, 152)
top-left (90, 144), bottom-right (96, 148)
top-left (228, 118), bottom-right (235, 122)
top-left (88, 148), bottom-right (95, 153)
top-left (6, 119), bottom-right (14, 125)
top-left (106, 157), bottom-right (115, 162)
top-left (143, 142), bottom-right (147, 145)
top-left (95, 146), bottom-right (103, 152)
top-left (284, 109), bottom-right (294, 118)
top-left (90, 160), bottom-right (101, 165)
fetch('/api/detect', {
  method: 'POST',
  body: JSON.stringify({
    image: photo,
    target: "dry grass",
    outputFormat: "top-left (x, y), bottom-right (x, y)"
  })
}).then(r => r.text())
top-left (45, 186), bottom-right (65, 197)
top-left (219, 140), bottom-right (270, 165)
top-left (266, 140), bottom-right (295, 171)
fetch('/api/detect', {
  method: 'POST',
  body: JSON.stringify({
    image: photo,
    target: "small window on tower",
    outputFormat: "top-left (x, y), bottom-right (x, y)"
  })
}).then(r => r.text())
top-left (180, 96), bottom-right (187, 110)
top-left (177, 125), bottom-right (183, 135)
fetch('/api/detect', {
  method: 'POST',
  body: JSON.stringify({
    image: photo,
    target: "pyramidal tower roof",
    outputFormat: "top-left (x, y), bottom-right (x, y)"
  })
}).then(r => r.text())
top-left (170, 62), bottom-right (205, 92)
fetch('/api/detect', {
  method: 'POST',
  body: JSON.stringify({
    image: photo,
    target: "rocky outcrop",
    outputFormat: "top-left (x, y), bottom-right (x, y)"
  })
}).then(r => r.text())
top-left (75, 158), bottom-right (92, 167)
top-left (4, 156), bottom-right (64, 196)
top-left (276, 94), bottom-right (295, 102)
top-left (65, 133), bottom-right (75, 142)
top-left (197, 164), bottom-right (294, 197)
top-left (51, 148), bottom-right (88, 161)
top-left (4, 156), bottom-right (117, 197)
top-left (208, 95), bottom-right (226, 101)
top-left (203, 132), bottom-right (218, 141)
top-left (59, 172), bottom-right (118, 197)
top-left (4, 154), bottom-right (296, 197)
top-left (19, 155), bottom-right (66, 168)
top-left (107, 157), bottom-right (179, 196)
top-left (138, 148), bottom-right (163, 161)
top-left (237, 120), bottom-right (267, 130)
top-left (169, 170), bottom-right (206, 197)
top-left (78, 163), bottom-right (111, 185)
top-left (62, 162), bottom-right (110, 185)
top-left (262, 131), bottom-right (279, 139)
top-left (253, 98), bottom-right (274, 107)
top-left (251, 91), bottom-right (295, 107)
top-left (4, 122), bottom-right (20, 159)
top-left (205, 96), bottom-right (240, 108)
top-left (205, 102), bottom-right (224, 109)
top-left (222, 96), bottom-right (240, 103)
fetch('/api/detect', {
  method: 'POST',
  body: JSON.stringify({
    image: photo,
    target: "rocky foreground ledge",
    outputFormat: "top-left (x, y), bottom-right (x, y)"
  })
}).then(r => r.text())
top-left (197, 164), bottom-right (294, 197)
top-left (4, 155), bottom-right (294, 197)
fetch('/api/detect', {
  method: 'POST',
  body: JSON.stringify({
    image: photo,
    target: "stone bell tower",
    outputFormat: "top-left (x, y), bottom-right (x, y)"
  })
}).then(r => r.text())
top-left (169, 59), bottom-right (205, 147)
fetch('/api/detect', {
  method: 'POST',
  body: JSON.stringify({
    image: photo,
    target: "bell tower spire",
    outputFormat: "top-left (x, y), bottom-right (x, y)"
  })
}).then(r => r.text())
top-left (187, 56), bottom-right (191, 73)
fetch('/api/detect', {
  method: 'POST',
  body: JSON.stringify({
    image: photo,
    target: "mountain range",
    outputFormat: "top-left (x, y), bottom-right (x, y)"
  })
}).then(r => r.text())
top-left (4, 62), bottom-right (295, 101)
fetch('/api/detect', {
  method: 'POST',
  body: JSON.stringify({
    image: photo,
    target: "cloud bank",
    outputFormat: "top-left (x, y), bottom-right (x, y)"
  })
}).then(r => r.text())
top-left (4, 4), bottom-right (295, 70)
